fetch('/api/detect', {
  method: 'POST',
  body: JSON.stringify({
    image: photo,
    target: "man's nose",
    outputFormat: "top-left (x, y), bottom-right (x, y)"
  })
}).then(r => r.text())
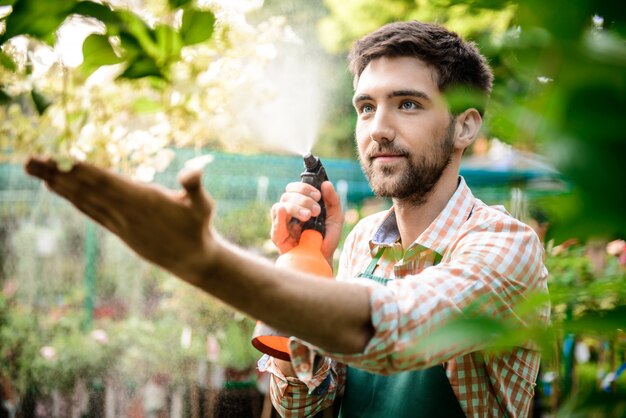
top-left (369, 108), bottom-right (395, 143)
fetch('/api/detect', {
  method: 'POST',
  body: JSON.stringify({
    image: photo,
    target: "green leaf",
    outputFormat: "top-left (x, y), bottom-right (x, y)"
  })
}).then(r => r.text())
top-left (444, 85), bottom-right (488, 115)
top-left (118, 31), bottom-right (143, 57)
top-left (448, 0), bottom-right (512, 10)
top-left (564, 306), bottom-right (626, 335)
top-left (81, 34), bottom-right (123, 77)
top-left (168, 0), bottom-right (192, 9)
top-left (0, 0), bottom-right (77, 44)
top-left (31, 89), bottom-right (51, 115)
top-left (71, 1), bottom-right (121, 26)
top-left (119, 56), bottom-right (162, 79)
top-left (155, 24), bottom-right (182, 64)
top-left (0, 50), bottom-right (16, 72)
top-left (0, 88), bottom-right (10, 105)
top-left (556, 376), bottom-right (626, 417)
top-left (0, 0), bottom-right (17, 6)
top-left (181, 8), bottom-right (215, 46)
top-left (117, 10), bottom-right (159, 58)
top-left (132, 98), bottom-right (163, 113)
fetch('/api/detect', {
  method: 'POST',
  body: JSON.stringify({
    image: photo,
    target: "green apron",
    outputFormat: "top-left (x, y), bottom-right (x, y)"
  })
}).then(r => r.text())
top-left (339, 248), bottom-right (466, 418)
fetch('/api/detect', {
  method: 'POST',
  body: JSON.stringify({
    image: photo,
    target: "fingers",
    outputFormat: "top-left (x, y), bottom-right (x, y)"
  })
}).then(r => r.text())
top-left (316, 181), bottom-right (344, 264)
top-left (270, 204), bottom-right (299, 253)
top-left (271, 204), bottom-right (289, 242)
top-left (24, 156), bottom-right (59, 184)
top-left (272, 181), bottom-right (342, 226)
top-left (284, 181), bottom-right (321, 200)
top-left (320, 181), bottom-right (342, 214)
top-left (178, 168), bottom-right (213, 216)
top-left (279, 182), bottom-right (322, 221)
top-left (25, 158), bottom-right (130, 233)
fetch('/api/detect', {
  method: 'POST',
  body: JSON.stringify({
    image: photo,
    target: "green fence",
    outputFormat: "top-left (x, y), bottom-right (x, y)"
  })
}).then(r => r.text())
top-left (1, 149), bottom-right (567, 211)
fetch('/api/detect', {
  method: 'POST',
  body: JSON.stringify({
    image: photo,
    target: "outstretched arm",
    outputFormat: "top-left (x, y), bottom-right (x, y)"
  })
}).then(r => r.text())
top-left (25, 157), bottom-right (373, 354)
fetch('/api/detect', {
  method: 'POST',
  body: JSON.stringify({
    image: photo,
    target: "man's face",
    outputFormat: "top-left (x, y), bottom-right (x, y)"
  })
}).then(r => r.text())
top-left (353, 56), bottom-right (457, 205)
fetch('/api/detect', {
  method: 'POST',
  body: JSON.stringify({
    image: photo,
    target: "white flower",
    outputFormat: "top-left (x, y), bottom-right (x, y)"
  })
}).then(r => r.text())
top-left (90, 329), bottom-right (109, 344)
top-left (607, 240), bottom-right (626, 256)
top-left (40, 346), bottom-right (57, 361)
top-left (133, 164), bottom-right (156, 183)
top-left (152, 149), bottom-right (176, 172)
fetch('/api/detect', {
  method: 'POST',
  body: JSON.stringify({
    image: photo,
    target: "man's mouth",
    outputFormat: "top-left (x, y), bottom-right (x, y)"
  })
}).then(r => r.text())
top-left (369, 152), bottom-right (407, 164)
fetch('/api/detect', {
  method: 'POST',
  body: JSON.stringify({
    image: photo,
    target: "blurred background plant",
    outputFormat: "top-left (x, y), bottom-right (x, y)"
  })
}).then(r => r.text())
top-left (1, 0), bottom-right (626, 417)
top-left (0, 0), bottom-right (293, 179)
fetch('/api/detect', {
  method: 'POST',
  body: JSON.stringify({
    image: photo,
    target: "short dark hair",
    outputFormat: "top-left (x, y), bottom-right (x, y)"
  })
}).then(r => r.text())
top-left (348, 21), bottom-right (493, 114)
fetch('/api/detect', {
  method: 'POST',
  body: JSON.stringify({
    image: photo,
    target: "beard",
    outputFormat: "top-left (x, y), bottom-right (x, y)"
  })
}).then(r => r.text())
top-left (359, 118), bottom-right (456, 206)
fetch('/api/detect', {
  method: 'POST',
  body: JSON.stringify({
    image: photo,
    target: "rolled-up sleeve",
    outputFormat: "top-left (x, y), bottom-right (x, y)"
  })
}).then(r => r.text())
top-left (258, 351), bottom-right (345, 418)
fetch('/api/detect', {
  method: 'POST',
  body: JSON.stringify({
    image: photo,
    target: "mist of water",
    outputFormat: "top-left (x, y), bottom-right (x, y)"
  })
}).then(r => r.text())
top-left (243, 39), bottom-right (327, 157)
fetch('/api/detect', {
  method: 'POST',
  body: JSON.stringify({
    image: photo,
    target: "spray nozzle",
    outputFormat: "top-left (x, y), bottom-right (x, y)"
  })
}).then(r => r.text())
top-left (298, 153), bottom-right (328, 235)
top-left (303, 153), bottom-right (320, 171)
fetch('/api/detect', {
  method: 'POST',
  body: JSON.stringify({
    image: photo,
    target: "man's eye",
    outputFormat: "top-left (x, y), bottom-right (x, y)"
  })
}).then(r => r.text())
top-left (400, 101), bottom-right (418, 110)
top-left (360, 104), bottom-right (374, 114)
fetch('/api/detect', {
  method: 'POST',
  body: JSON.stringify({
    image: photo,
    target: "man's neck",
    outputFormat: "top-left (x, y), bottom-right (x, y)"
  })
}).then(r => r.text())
top-left (392, 166), bottom-right (460, 249)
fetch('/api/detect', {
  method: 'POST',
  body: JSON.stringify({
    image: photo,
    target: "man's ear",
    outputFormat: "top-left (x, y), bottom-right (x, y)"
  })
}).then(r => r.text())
top-left (454, 108), bottom-right (482, 151)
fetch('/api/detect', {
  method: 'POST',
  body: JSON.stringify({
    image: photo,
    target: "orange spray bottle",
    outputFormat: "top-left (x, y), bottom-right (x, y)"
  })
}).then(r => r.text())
top-left (251, 153), bottom-right (333, 361)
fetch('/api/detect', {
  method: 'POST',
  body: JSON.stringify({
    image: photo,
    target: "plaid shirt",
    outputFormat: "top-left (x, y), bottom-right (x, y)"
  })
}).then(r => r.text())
top-left (259, 177), bottom-right (549, 417)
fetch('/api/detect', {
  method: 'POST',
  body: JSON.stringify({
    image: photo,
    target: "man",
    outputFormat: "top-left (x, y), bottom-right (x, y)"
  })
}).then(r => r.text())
top-left (261, 21), bottom-right (548, 417)
top-left (25, 20), bottom-right (548, 418)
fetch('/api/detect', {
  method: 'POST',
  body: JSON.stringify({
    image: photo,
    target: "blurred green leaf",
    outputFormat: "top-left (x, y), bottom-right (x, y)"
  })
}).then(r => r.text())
top-left (0, 88), bottom-right (10, 104)
top-left (445, 86), bottom-right (488, 115)
top-left (518, 0), bottom-right (590, 40)
top-left (413, 315), bottom-right (508, 356)
top-left (119, 56), bottom-right (162, 79)
top-left (116, 10), bottom-right (159, 58)
top-left (0, 50), bottom-right (16, 71)
top-left (70, 1), bottom-right (121, 26)
top-left (132, 97), bottom-right (163, 113)
top-left (118, 31), bottom-right (143, 57)
top-left (557, 390), bottom-right (626, 418)
top-left (584, 30), bottom-right (626, 67)
top-left (30, 89), bottom-right (51, 115)
top-left (155, 24), bottom-right (183, 64)
top-left (181, 8), bottom-right (215, 45)
top-left (564, 306), bottom-right (626, 335)
top-left (0, 0), bottom-right (17, 6)
top-left (564, 84), bottom-right (625, 141)
top-left (448, 0), bottom-right (514, 10)
top-left (168, 0), bottom-right (192, 9)
top-left (81, 34), bottom-right (123, 78)
top-left (0, 0), bottom-right (77, 44)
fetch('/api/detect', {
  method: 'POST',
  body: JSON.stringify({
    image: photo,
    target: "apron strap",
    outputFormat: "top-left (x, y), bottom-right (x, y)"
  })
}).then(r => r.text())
top-left (363, 245), bottom-right (443, 278)
top-left (363, 246), bottom-right (385, 276)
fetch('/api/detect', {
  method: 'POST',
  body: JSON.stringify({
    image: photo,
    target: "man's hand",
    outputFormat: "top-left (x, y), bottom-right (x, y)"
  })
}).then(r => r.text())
top-left (271, 180), bottom-right (344, 266)
top-left (24, 157), bottom-right (217, 285)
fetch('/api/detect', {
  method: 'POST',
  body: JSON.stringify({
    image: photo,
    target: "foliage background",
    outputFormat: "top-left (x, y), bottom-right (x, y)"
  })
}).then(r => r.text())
top-left (1, 0), bottom-right (626, 416)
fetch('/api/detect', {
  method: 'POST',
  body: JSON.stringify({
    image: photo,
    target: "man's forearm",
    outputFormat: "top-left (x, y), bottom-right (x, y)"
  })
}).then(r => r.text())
top-left (189, 237), bottom-right (374, 355)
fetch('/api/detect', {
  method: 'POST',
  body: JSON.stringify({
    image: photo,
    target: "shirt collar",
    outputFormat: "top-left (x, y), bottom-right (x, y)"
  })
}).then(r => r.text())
top-left (368, 176), bottom-right (475, 257)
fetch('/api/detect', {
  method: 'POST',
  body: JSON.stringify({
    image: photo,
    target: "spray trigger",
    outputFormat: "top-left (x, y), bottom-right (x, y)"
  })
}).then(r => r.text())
top-left (289, 153), bottom-right (329, 236)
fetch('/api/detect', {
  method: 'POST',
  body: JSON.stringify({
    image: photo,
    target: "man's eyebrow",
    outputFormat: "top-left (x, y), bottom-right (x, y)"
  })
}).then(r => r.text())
top-left (352, 94), bottom-right (372, 105)
top-left (352, 90), bottom-right (432, 105)
top-left (388, 89), bottom-right (431, 102)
